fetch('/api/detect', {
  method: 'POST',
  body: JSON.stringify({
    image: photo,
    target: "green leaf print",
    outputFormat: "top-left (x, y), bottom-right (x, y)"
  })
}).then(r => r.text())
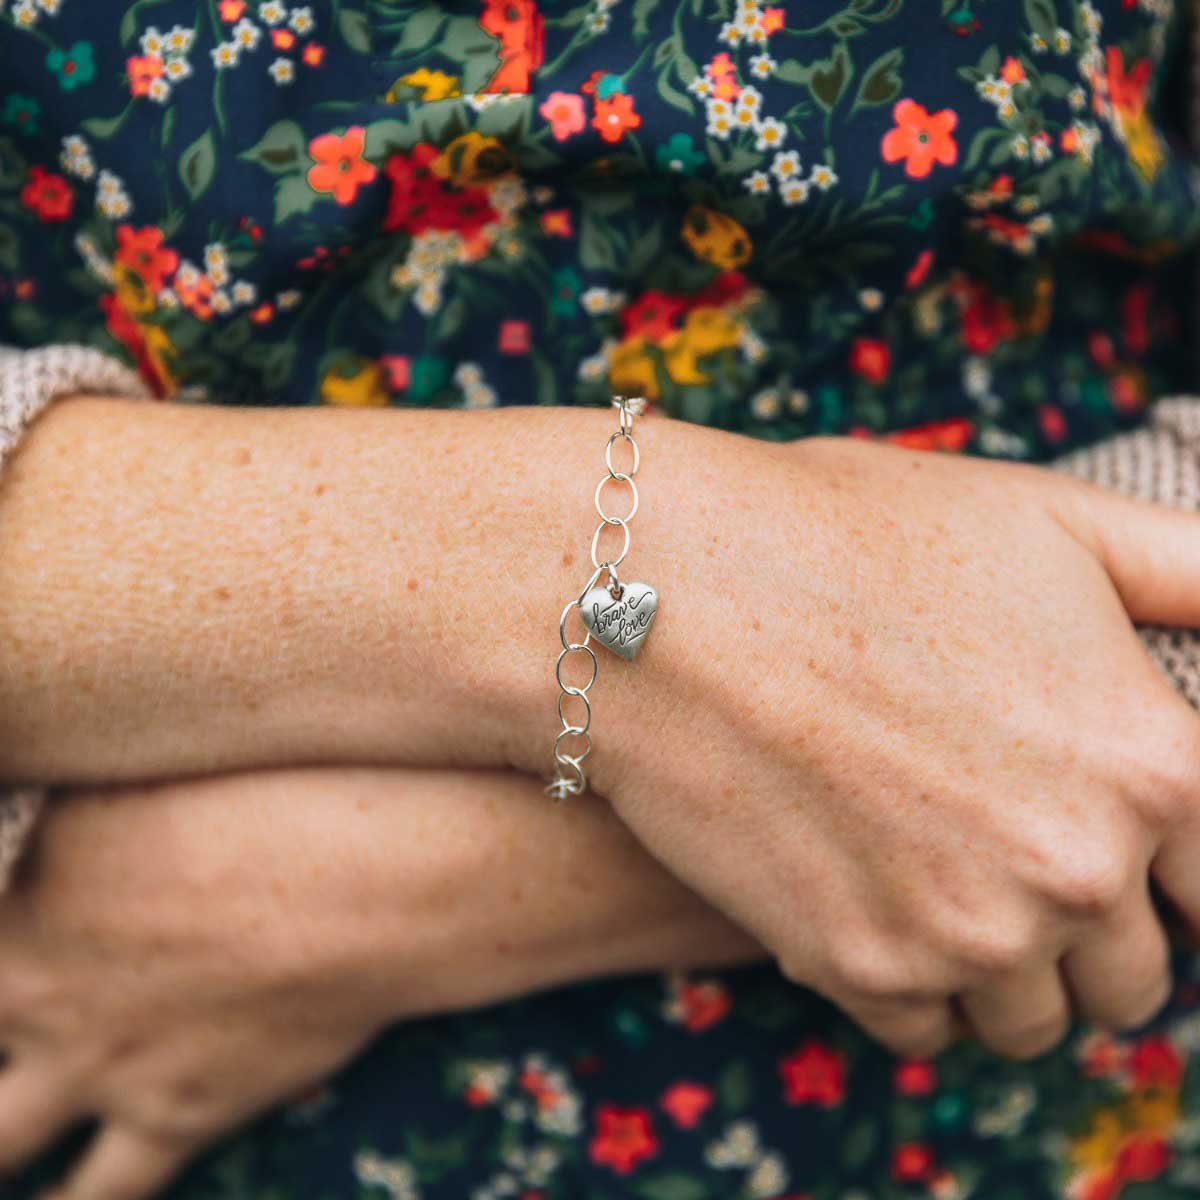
top-left (272, 174), bottom-right (321, 224)
top-left (852, 47), bottom-right (904, 111)
top-left (1024, 0), bottom-right (1057, 39)
top-left (633, 1173), bottom-right (711, 1200)
top-left (337, 8), bottom-right (371, 53)
top-left (179, 129), bottom-right (216, 201)
top-left (809, 45), bottom-right (852, 111)
top-left (240, 120), bottom-right (309, 176)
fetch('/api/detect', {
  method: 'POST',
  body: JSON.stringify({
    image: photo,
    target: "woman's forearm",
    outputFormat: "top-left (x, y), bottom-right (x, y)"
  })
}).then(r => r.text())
top-left (0, 395), bottom-right (685, 785)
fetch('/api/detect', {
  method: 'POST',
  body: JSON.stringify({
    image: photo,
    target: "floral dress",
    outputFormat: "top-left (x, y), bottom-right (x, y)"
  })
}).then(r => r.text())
top-left (5, 0), bottom-right (1200, 1196)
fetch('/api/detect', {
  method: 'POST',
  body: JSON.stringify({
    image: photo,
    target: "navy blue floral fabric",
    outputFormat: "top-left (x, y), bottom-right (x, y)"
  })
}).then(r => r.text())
top-left (6, 1), bottom-right (1200, 1196)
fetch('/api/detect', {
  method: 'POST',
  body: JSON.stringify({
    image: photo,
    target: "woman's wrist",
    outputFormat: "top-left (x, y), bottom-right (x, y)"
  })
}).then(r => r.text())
top-left (0, 395), bottom-right (674, 784)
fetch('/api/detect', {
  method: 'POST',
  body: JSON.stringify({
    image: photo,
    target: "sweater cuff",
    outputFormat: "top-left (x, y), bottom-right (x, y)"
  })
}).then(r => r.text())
top-left (0, 344), bottom-right (149, 890)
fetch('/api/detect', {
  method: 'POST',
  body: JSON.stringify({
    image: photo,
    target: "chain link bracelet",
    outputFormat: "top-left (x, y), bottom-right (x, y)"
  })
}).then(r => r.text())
top-left (543, 395), bottom-right (659, 800)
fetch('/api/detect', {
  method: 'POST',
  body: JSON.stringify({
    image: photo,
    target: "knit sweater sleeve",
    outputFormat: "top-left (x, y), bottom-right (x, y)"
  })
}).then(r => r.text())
top-left (0, 345), bottom-right (150, 889)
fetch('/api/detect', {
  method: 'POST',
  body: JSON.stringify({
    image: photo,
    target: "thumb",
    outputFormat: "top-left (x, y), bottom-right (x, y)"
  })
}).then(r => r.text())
top-left (1046, 473), bottom-right (1200, 628)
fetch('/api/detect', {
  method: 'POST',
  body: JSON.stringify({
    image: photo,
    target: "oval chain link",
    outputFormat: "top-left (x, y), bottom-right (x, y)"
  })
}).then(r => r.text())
top-left (544, 395), bottom-right (646, 800)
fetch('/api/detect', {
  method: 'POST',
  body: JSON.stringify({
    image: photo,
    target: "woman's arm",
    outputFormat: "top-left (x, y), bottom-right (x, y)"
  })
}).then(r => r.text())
top-left (0, 764), bottom-right (759, 1200)
top-left (0, 394), bottom-right (634, 784)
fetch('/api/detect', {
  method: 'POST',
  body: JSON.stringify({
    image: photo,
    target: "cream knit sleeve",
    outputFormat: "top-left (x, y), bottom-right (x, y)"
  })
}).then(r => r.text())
top-left (0, 345), bottom-right (150, 888)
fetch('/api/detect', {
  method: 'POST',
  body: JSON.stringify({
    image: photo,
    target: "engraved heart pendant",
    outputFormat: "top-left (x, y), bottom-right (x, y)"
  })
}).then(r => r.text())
top-left (579, 580), bottom-right (658, 661)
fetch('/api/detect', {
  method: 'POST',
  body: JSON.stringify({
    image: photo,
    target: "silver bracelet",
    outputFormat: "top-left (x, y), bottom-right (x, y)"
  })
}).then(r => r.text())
top-left (544, 395), bottom-right (659, 800)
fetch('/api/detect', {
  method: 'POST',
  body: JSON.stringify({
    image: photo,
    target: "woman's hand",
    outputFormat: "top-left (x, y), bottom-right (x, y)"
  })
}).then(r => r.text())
top-left (0, 766), bottom-right (757, 1200)
top-left (564, 426), bottom-right (1200, 1063)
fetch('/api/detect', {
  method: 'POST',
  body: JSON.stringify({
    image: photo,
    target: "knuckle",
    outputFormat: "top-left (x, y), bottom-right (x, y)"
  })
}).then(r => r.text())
top-left (943, 922), bottom-right (1034, 976)
top-left (1104, 976), bottom-right (1172, 1033)
top-left (1044, 849), bottom-right (1130, 916)
top-left (825, 940), bottom-right (911, 1000)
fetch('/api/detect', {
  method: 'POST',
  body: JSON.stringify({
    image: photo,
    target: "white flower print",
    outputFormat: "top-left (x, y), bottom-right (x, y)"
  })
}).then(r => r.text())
top-left (268, 58), bottom-right (295, 84)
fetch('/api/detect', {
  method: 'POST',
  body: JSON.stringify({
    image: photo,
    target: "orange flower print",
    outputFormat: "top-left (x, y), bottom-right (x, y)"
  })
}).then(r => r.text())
top-left (881, 99), bottom-right (957, 178)
top-left (593, 92), bottom-right (641, 144)
top-left (127, 54), bottom-right (165, 98)
top-left (307, 126), bottom-right (377, 206)
top-left (480, 0), bottom-right (545, 94)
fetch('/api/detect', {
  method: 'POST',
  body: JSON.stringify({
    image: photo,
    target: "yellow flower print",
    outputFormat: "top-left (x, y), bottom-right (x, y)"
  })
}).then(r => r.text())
top-left (386, 68), bottom-right (462, 102)
top-left (114, 264), bottom-right (156, 316)
top-left (1069, 1109), bottom-right (1125, 1173)
top-left (610, 337), bottom-right (662, 400)
top-left (1122, 108), bottom-right (1164, 181)
top-left (1129, 1089), bottom-right (1180, 1134)
top-left (681, 205), bottom-right (752, 270)
top-left (432, 132), bottom-right (515, 188)
top-left (660, 307), bottom-right (742, 386)
top-left (320, 357), bottom-right (390, 406)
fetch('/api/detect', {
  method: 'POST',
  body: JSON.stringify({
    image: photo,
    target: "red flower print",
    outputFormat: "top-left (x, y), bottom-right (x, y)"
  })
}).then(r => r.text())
top-left (100, 292), bottom-right (168, 396)
top-left (1118, 1134), bottom-right (1170, 1182)
top-left (272, 28), bottom-right (296, 51)
top-left (1122, 282), bottom-right (1151, 355)
top-left (435, 187), bottom-right (499, 238)
top-left (249, 301), bottom-right (274, 324)
top-left (849, 336), bottom-right (890, 385)
top-left (499, 319), bottom-right (531, 353)
top-left (961, 286), bottom-right (1015, 355)
top-left (891, 1142), bottom-right (935, 1183)
top-left (382, 144), bottom-right (445, 234)
top-left (905, 248), bottom-right (934, 290)
top-left (1105, 46), bottom-right (1151, 115)
top-left (659, 1081), bottom-right (714, 1129)
top-left (218, 0), bottom-right (246, 20)
top-left (13, 279), bottom-right (34, 301)
top-left (779, 1040), bottom-right (846, 1108)
top-left (116, 224), bottom-right (179, 292)
top-left (761, 6), bottom-right (785, 34)
top-left (539, 208), bottom-right (573, 236)
top-left (307, 126), bottom-right (377, 206)
top-left (480, 0), bottom-right (545, 94)
top-left (1131, 1036), bottom-right (1182, 1091)
top-left (540, 91), bottom-right (586, 141)
top-left (1110, 367), bottom-right (1147, 414)
top-left (463, 1082), bottom-right (493, 1107)
top-left (589, 1105), bottom-right (660, 1175)
top-left (689, 270), bottom-right (750, 309)
top-left (302, 43), bottom-right (325, 68)
top-left (677, 980), bottom-right (732, 1032)
top-left (1088, 331), bottom-right (1116, 369)
top-left (1038, 405), bottom-right (1067, 443)
top-left (621, 291), bottom-right (688, 341)
top-left (886, 417), bottom-right (974, 453)
top-left (882, 99), bottom-right (957, 178)
top-left (893, 1059), bottom-right (936, 1096)
top-left (593, 93), bottom-right (642, 144)
top-left (1075, 1169), bottom-right (1121, 1200)
top-left (20, 165), bottom-right (73, 222)
top-left (380, 355), bottom-right (410, 391)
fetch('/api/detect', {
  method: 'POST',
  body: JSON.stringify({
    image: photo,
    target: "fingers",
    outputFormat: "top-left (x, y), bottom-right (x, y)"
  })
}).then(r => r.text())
top-left (958, 965), bottom-right (1072, 1060)
top-left (37, 1124), bottom-right (194, 1200)
top-left (1050, 477), bottom-right (1200, 626)
top-left (0, 1069), bottom-right (81, 1175)
top-left (1062, 885), bottom-right (1172, 1031)
top-left (834, 994), bottom-right (964, 1059)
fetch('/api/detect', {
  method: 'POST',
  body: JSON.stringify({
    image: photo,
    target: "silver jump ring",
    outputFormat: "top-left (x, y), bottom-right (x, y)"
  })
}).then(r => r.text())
top-left (590, 516), bottom-right (630, 569)
top-left (555, 643), bottom-right (598, 694)
top-left (558, 599), bottom-right (591, 653)
top-left (605, 430), bottom-right (639, 478)
top-left (594, 472), bottom-right (639, 525)
top-left (554, 726), bottom-right (593, 763)
top-left (557, 689), bottom-right (591, 732)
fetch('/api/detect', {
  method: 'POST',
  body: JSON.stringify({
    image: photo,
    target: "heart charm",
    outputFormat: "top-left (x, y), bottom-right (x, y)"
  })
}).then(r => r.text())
top-left (579, 580), bottom-right (658, 661)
